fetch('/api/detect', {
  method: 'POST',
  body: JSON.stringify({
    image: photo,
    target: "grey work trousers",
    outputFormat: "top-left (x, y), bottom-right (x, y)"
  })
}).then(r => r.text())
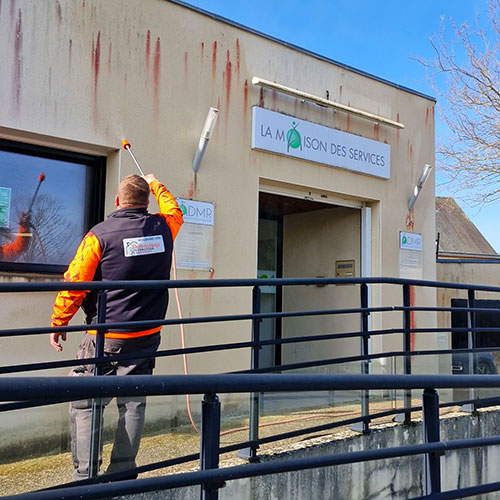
top-left (69, 332), bottom-right (161, 481)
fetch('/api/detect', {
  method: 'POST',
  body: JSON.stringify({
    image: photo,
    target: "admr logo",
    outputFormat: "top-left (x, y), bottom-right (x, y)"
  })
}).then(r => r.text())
top-left (402, 236), bottom-right (407, 245)
top-left (286, 121), bottom-right (301, 152)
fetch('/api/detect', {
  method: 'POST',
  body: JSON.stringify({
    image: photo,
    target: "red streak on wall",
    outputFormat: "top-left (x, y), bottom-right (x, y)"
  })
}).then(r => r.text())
top-left (339, 84), bottom-right (343, 101)
top-left (55, 1), bottom-right (62, 27)
top-left (13, 9), bottom-right (22, 111)
top-left (235, 38), bottom-right (240, 78)
top-left (259, 87), bottom-right (264, 107)
top-left (188, 181), bottom-right (194, 199)
top-left (145, 30), bottom-right (151, 73)
top-left (410, 286), bottom-right (416, 352)
top-left (201, 41), bottom-right (204, 59)
top-left (184, 51), bottom-right (188, 85)
top-left (108, 42), bottom-right (112, 72)
top-left (243, 79), bottom-right (248, 126)
top-left (425, 107), bottom-right (429, 125)
top-left (94, 31), bottom-right (101, 93)
top-left (396, 112), bottom-right (400, 142)
top-left (212, 41), bottom-right (217, 80)
top-left (374, 123), bottom-right (380, 141)
top-left (153, 37), bottom-right (161, 105)
top-left (225, 50), bottom-right (232, 114)
top-left (346, 102), bottom-right (351, 132)
top-left (82, 0), bottom-right (85, 8)
top-left (243, 79), bottom-right (248, 111)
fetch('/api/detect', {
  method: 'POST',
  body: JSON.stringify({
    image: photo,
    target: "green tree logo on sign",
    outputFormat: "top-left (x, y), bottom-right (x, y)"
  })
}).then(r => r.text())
top-left (286, 121), bottom-right (302, 152)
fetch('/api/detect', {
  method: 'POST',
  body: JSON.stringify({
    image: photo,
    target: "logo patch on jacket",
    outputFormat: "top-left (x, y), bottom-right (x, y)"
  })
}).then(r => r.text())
top-left (123, 235), bottom-right (165, 257)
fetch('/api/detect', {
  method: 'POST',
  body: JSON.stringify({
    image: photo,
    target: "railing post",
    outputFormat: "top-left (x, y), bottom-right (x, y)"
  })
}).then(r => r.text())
top-left (238, 285), bottom-right (261, 461)
top-left (462, 289), bottom-right (477, 413)
top-left (351, 283), bottom-right (370, 433)
top-left (89, 290), bottom-right (107, 478)
top-left (395, 284), bottom-right (412, 424)
top-left (423, 388), bottom-right (441, 495)
top-left (200, 392), bottom-right (222, 500)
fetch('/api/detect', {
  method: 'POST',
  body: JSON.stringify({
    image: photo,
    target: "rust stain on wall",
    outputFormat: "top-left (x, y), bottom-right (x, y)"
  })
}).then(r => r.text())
top-left (93, 31), bottom-right (101, 94)
top-left (235, 38), bottom-right (240, 79)
top-left (339, 84), bottom-right (342, 101)
top-left (225, 50), bottom-right (232, 115)
top-left (153, 37), bottom-right (161, 107)
top-left (346, 102), bottom-right (351, 132)
top-left (212, 41), bottom-right (217, 81)
top-left (396, 112), bottom-right (400, 142)
top-left (13, 9), bottom-right (23, 112)
top-left (374, 123), bottom-right (380, 141)
top-left (425, 107), bottom-right (429, 126)
top-left (55, 1), bottom-right (62, 27)
top-left (243, 79), bottom-right (248, 120)
top-left (107, 42), bottom-right (112, 73)
top-left (259, 87), bottom-right (264, 107)
top-left (184, 51), bottom-right (188, 87)
top-left (201, 41), bottom-right (204, 59)
top-left (68, 38), bottom-right (72, 67)
top-left (145, 30), bottom-right (151, 73)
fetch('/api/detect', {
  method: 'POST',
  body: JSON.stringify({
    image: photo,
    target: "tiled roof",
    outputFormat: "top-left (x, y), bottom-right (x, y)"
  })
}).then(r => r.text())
top-left (436, 197), bottom-right (497, 255)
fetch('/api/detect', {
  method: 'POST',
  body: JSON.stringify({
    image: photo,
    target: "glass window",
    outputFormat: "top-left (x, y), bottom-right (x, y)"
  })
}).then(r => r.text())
top-left (0, 139), bottom-right (105, 273)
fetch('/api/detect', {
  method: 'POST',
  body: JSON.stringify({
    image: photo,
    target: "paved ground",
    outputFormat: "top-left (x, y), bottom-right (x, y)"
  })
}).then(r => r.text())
top-left (0, 397), bottom-right (463, 497)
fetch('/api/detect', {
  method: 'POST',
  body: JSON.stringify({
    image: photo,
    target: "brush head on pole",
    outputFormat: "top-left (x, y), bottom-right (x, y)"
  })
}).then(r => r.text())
top-left (39, 173), bottom-right (46, 182)
top-left (121, 139), bottom-right (131, 150)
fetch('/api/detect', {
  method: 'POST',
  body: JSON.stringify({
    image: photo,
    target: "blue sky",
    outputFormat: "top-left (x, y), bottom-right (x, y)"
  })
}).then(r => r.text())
top-left (184, 0), bottom-right (500, 251)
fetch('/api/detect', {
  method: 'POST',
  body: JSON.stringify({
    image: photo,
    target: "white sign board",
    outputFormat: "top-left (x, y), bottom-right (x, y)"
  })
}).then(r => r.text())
top-left (0, 187), bottom-right (11, 228)
top-left (399, 232), bottom-right (422, 279)
top-left (400, 232), bottom-right (422, 251)
top-left (177, 198), bottom-right (214, 226)
top-left (174, 199), bottom-right (214, 271)
top-left (252, 107), bottom-right (390, 179)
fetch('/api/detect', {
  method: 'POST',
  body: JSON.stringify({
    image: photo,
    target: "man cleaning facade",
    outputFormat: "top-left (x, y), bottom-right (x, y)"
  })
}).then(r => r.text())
top-left (50, 173), bottom-right (183, 480)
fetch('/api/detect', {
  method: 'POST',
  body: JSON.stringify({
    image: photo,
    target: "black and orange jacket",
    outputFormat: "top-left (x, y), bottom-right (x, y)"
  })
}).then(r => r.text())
top-left (0, 223), bottom-right (31, 260)
top-left (51, 180), bottom-right (183, 339)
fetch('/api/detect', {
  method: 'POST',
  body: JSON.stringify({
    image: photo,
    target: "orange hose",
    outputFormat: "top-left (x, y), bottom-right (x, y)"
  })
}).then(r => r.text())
top-left (171, 247), bottom-right (200, 434)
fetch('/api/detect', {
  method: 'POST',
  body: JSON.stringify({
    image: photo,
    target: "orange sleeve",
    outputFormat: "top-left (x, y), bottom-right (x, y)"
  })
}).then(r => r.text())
top-left (150, 180), bottom-right (184, 241)
top-left (50, 232), bottom-right (102, 328)
top-left (0, 224), bottom-right (31, 260)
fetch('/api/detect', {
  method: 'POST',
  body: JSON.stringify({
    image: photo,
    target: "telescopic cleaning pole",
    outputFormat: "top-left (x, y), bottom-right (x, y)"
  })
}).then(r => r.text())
top-left (28, 173), bottom-right (46, 212)
top-left (121, 140), bottom-right (145, 176)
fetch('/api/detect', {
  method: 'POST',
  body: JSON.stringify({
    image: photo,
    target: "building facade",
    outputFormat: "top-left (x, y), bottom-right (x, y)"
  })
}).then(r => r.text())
top-left (0, 0), bottom-right (436, 453)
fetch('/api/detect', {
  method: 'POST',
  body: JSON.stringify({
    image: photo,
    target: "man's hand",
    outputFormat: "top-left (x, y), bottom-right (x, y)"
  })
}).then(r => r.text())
top-left (18, 211), bottom-right (30, 230)
top-left (143, 174), bottom-right (158, 185)
top-left (50, 332), bottom-right (67, 352)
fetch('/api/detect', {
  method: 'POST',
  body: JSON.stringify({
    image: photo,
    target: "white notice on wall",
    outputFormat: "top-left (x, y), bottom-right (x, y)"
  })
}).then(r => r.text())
top-left (399, 232), bottom-right (422, 279)
top-left (174, 199), bottom-right (214, 271)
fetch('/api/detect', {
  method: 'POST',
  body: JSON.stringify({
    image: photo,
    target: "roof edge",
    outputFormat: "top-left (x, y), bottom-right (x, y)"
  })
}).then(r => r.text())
top-left (167, 0), bottom-right (436, 103)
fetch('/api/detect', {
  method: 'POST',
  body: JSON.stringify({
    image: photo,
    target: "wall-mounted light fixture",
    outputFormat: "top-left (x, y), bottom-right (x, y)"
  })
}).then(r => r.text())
top-left (192, 107), bottom-right (219, 174)
top-left (251, 77), bottom-right (404, 130)
top-left (408, 163), bottom-right (433, 212)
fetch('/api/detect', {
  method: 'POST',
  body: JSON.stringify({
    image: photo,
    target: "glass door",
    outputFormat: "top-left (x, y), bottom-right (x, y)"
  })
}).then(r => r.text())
top-left (257, 217), bottom-right (282, 368)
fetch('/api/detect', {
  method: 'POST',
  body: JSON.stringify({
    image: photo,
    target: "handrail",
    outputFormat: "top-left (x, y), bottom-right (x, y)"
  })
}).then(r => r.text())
top-left (3, 276), bottom-right (500, 498)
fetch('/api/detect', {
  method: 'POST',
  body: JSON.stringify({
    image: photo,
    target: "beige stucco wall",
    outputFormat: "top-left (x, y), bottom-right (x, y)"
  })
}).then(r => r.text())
top-left (0, 0), bottom-right (436, 453)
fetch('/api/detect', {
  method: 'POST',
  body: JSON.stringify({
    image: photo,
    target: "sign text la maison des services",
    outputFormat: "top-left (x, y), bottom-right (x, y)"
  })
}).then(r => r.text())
top-left (252, 107), bottom-right (390, 179)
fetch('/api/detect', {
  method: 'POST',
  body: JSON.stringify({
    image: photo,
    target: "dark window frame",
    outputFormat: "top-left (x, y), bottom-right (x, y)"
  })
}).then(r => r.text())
top-left (0, 138), bottom-right (106, 275)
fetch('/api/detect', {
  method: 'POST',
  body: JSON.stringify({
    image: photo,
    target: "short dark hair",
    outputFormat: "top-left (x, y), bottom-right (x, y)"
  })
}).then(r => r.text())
top-left (117, 175), bottom-right (150, 206)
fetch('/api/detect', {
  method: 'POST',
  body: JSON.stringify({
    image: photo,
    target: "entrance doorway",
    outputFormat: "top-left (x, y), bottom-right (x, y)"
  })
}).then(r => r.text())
top-left (258, 191), bottom-right (365, 371)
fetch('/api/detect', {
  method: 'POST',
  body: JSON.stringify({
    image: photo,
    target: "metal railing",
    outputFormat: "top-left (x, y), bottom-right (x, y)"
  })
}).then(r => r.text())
top-left (2, 276), bottom-right (500, 499)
